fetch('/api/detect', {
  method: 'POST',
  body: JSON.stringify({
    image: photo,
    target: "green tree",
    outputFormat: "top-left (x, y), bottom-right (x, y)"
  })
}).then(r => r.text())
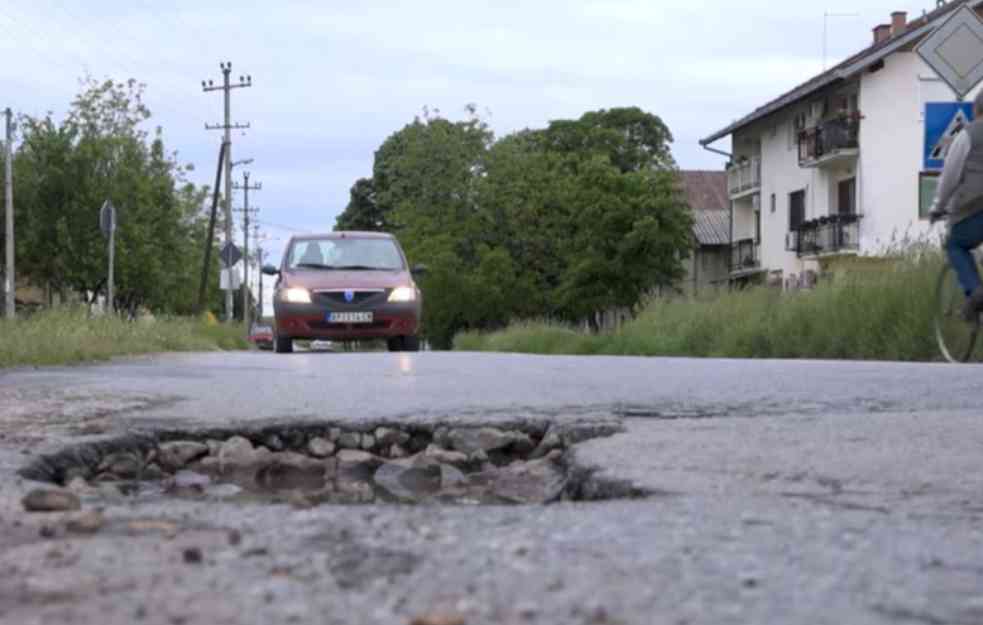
top-left (346, 105), bottom-right (691, 345)
top-left (335, 177), bottom-right (385, 231)
top-left (5, 77), bottom-right (219, 314)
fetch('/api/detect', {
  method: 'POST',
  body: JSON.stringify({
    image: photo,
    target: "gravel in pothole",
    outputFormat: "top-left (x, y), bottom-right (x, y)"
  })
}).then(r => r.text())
top-left (18, 423), bottom-right (626, 507)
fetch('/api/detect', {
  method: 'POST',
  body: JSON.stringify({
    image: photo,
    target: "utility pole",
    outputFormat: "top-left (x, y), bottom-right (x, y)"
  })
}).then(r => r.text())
top-left (253, 224), bottom-right (266, 320)
top-left (233, 172), bottom-right (260, 333)
top-left (4, 108), bottom-right (13, 319)
top-left (202, 62), bottom-right (251, 322)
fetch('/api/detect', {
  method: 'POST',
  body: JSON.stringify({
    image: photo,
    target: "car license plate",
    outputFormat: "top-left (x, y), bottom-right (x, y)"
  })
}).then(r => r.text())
top-left (328, 312), bottom-right (373, 323)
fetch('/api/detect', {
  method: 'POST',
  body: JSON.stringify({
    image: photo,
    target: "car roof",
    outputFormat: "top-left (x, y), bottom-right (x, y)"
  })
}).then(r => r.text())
top-left (291, 231), bottom-right (394, 241)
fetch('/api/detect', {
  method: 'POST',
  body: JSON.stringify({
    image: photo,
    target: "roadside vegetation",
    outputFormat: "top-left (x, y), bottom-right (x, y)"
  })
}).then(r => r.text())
top-left (0, 309), bottom-right (248, 368)
top-left (454, 251), bottom-right (944, 361)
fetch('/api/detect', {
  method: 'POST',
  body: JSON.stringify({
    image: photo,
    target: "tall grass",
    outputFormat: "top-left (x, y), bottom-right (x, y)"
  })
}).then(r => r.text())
top-left (454, 251), bottom-right (944, 361)
top-left (0, 308), bottom-right (249, 368)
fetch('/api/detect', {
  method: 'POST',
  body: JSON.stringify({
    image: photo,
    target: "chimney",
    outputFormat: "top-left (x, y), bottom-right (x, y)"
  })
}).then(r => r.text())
top-left (891, 11), bottom-right (908, 34)
top-left (873, 23), bottom-right (891, 44)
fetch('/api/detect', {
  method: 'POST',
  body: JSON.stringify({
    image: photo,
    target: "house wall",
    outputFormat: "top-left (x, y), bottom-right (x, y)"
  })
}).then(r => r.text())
top-left (730, 50), bottom-right (983, 286)
top-left (754, 112), bottom-right (821, 281)
top-left (680, 246), bottom-right (730, 296)
top-left (857, 51), bottom-right (979, 253)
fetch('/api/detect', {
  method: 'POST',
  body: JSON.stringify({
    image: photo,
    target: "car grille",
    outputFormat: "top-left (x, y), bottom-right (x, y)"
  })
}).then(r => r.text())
top-left (314, 290), bottom-right (386, 306)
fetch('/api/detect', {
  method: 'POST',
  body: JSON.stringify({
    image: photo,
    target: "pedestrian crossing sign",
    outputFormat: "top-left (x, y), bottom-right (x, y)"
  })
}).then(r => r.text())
top-left (925, 102), bottom-right (974, 170)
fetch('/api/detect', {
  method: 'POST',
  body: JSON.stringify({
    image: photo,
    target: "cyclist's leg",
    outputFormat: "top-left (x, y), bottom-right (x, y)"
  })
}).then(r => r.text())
top-left (946, 211), bottom-right (983, 296)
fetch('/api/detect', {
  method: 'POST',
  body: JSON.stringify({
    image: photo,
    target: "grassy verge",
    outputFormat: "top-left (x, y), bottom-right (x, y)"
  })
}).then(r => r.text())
top-left (454, 251), bottom-right (944, 361)
top-left (0, 308), bottom-right (250, 368)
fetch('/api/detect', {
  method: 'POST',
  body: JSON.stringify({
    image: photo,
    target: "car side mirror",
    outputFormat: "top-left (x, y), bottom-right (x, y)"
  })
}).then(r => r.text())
top-left (410, 264), bottom-right (428, 277)
top-left (261, 264), bottom-right (280, 276)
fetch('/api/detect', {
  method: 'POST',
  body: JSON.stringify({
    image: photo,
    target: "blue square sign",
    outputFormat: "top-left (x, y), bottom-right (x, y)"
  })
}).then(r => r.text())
top-left (925, 102), bottom-right (974, 170)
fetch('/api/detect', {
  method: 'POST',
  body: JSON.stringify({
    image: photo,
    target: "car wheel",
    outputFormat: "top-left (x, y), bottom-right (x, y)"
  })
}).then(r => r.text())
top-left (386, 337), bottom-right (403, 352)
top-left (274, 334), bottom-right (293, 354)
top-left (402, 335), bottom-right (421, 352)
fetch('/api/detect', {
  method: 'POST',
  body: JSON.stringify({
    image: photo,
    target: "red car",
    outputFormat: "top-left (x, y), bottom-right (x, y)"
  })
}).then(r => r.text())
top-left (262, 232), bottom-right (424, 353)
top-left (248, 324), bottom-right (274, 350)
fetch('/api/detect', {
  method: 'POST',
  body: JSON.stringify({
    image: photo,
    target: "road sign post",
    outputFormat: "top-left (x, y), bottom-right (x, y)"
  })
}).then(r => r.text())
top-left (100, 200), bottom-right (117, 313)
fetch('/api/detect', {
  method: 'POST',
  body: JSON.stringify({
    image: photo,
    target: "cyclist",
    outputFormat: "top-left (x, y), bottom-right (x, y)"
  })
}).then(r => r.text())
top-left (930, 89), bottom-right (983, 321)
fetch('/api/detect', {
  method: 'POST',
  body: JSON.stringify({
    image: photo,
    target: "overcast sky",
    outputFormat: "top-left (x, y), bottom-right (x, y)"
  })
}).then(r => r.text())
top-left (0, 1), bottom-right (938, 266)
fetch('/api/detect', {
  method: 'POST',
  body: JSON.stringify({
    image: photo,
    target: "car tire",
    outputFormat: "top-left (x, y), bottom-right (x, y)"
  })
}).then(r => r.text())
top-left (386, 337), bottom-right (403, 352)
top-left (274, 334), bottom-right (293, 354)
top-left (402, 335), bottom-right (421, 352)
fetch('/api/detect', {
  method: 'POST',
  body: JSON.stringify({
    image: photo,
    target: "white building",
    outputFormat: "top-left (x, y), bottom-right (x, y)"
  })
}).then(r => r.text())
top-left (701, 1), bottom-right (983, 288)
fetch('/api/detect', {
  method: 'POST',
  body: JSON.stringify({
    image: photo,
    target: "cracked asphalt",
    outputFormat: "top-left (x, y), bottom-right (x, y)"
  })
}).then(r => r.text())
top-left (1, 352), bottom-right (983, 625)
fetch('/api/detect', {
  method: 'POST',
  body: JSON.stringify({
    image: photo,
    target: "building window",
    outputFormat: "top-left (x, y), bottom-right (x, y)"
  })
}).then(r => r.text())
top-left (920, 172), bottom-right (939, 219)
top-left (838, 178), bottom-right (856, 215)
top-left (770, 193), bottom-right (776, 214)
top-left (754, 210), bottom-right (761, 244)
top-left (789, 189), bottom-right (806, 230)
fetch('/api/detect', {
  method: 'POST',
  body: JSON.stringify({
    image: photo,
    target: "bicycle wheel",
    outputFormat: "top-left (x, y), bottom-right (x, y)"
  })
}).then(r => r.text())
top-left (935, 263), bottom-right (980, 363)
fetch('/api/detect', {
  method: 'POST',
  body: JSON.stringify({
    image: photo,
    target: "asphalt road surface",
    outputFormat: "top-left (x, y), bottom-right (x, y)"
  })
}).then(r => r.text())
top-left (2, 352), bottom-right (983, 625)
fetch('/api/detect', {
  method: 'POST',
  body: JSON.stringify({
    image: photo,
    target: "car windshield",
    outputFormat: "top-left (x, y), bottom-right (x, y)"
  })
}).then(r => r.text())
top-left (286, 238), bottom-right (405, 271)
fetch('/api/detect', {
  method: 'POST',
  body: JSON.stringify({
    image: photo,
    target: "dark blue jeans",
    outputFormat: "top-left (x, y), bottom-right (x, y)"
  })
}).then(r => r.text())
top-left (947, 210), bottom-right (983, 295)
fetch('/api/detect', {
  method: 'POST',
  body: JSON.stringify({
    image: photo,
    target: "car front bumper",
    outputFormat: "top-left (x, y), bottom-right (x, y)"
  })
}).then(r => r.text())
top-left (273, 299), bottom-right (421, 340)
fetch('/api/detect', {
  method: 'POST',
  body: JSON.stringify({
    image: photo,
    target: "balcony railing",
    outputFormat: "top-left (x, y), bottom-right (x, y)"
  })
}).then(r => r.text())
top-left (727, 157), bottom-right (761, 196)
top-left (785, 214), bottom-right (861, 257)
top-left (731, 238), bottom-right (760, 272)
top-left (798, 116), bottom-right (860, 166)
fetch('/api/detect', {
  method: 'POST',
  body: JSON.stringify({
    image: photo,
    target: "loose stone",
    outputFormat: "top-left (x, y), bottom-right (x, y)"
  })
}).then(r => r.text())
top-left (447, 427), bottom-right (531, 455)
top-left (337, 431), bottom-right (361, 449)
top-left (389, 444), bottom-right (409, 459)
top-left (142, 464), bottom-right (166, 481)
top-left (360, 434), bottom-right (376, 451)
top-left (67, 509), bottom-right (105, 534)
top-left (157, 441), bottom-right (209, 471)
top-left (530, 430), bottom-right (563, 459)
top-left (422, 444), bottom-right (470, 467)
top-left (307, 437), bottom-right (336, 458)
top-left (337, 449), bottom-right (383, 480)
top-left (375, 427), bottom-right (410, 447)
top-left (479, 450), bottom-right (567, 504)
top-left (66, 477), bottom-right (89, 493)
top-left (22, 489), bottom-right (82, 513)
top-left (218, 436), bottom-right (255, 464)
top-left (264, 434), bottom-right (284, 451)
top-left (97, 452), bottom-right (143, 480)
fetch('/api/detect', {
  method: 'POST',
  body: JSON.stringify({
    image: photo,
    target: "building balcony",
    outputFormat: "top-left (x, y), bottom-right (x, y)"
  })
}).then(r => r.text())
top-left (785, 214), bottom-right (862, 258)
top-left (727, 156), bottom-right (761, 198)
top-left (730, 238), bottom-right (761, 275)
top-left (798, 116), bottom-right (860, 168)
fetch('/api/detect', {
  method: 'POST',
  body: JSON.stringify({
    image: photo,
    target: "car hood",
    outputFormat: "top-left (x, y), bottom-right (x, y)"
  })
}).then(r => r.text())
top-left (283, 269), bottom-right (412, 290)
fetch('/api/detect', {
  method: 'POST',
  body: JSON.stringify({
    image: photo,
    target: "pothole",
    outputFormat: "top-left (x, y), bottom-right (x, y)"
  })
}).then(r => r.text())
top-left (18, 419), bottom-right (646, 506)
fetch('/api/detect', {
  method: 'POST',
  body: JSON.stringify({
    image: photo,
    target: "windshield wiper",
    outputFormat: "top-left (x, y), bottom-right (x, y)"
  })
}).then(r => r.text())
top-left (295, 263), bottom-right (334, 270)
top-left (329, 265), bottom-right (392, 271)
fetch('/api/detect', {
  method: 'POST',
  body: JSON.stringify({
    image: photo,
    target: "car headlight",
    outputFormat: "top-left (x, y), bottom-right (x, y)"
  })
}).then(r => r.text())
top-left (388, 286), bottom-right (416, 303)
top-left (280, 287), bottom-right (311, 304)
